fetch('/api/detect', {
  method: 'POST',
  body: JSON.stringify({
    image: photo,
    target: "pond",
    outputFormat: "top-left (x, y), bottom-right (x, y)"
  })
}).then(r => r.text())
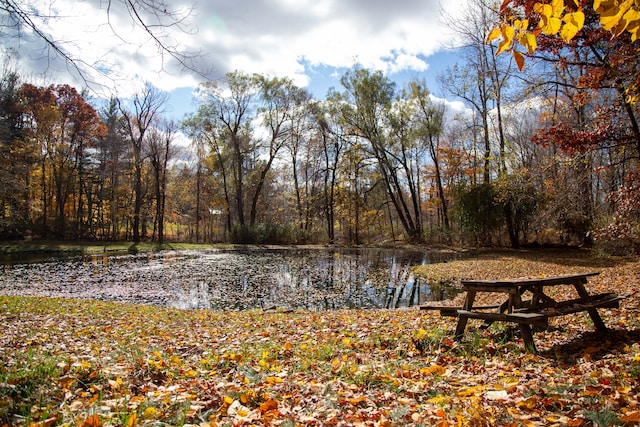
top-left (0, 247), bottom-right (460, 311)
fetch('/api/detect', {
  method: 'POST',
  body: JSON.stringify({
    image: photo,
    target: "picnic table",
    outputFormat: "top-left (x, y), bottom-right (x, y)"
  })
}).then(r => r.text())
top-left (422, 272), bottom-right (630, 352)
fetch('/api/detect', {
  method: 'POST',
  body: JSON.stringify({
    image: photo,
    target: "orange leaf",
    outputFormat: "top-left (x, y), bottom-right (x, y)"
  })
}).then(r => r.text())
top-left (126, 413), bottom-right (137, 427)
top-left (513, 50), bottom-right (525, 71)
top-left (82, 415), bottom-right (101, 427)
top-left (29, 417), bottom-right (57, 427)
top-left (620, 411), bottom-right (640, 422)
top-left (259, 398), bottom-right (278, 413)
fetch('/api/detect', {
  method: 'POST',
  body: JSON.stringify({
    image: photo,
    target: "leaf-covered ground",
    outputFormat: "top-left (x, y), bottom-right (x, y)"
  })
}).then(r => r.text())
top-left (1, 249), bottom-right (640, 426)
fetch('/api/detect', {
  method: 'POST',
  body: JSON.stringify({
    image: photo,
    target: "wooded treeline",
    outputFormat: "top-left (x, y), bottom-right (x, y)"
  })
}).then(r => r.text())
top-left (0, 0), bottom-right (638, 250)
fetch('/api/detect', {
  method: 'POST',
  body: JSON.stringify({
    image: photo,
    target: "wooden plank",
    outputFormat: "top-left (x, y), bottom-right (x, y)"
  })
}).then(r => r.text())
top-left (461, 272), bottom-right (600, 288)
top-left (506, 312), bottom-right (547, 321)
top-left (456, 310), bottom-right (510, 321)
top-left (541, 295), bottom-right (626, 316)
top-left (456, 310), bottom-right (548, 323)
top-left (420, 304), bottom-right (501, 311)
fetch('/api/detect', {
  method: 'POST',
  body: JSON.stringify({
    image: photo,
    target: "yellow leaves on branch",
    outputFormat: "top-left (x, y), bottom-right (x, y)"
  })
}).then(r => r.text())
top-left (489, 0), bottom-right (640, 71)
top-left (534, 0), bottom-right (566, 36)
top-left (597, 0), bottom-right (640, 38)
top-left (487, 19), bottom-right (535, 71)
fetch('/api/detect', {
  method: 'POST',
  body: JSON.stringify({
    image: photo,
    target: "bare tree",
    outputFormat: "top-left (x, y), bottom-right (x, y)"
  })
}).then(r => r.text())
top-left (147, 120), bottom-right (176, 244)
top-left (315, 93), bottom-right (347, 244)
top-left (410, 80), bottom-right (450, 230)
top-left (439, 0), bottom-right (514, 183)
top-left (119, 83), bottom-right (167, 242)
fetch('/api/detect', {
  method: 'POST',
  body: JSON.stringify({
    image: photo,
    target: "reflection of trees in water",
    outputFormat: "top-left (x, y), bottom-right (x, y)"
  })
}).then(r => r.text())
top-left (202, 248), bottom-right (458, 311)
top-left (0, 248), bottom-right (460, 310)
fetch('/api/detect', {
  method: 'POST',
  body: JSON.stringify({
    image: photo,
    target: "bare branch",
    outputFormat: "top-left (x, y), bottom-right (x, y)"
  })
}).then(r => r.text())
top-left (0, 0), bottom-right (207, 92)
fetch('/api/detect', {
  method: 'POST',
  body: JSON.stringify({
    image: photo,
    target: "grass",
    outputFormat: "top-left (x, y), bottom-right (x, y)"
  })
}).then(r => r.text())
top-left (0, 240), bottom-right (229, 256)
top-left (0, 350), bottom-right (63, 424)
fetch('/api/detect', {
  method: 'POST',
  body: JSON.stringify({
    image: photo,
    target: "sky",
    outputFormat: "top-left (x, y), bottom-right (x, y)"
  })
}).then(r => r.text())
top-left (4, 0), bottom-right (470, 120)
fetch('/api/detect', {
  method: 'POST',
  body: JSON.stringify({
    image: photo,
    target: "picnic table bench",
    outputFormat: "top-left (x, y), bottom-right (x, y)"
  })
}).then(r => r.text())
top-left (421, 272), bottom-right (631, 352)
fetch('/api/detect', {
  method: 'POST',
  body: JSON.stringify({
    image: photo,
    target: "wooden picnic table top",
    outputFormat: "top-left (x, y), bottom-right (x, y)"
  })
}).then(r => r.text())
top-left (423, 271), bottom-right (627, 352)
top-left (460, 272), bottom-right (600, 289)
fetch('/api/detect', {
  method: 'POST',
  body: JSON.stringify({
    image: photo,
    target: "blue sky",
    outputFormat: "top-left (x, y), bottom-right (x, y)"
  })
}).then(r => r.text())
top-left (6, 0), bottom-right (469, 120)
top-left (164, 50), bottom-right (462, 120)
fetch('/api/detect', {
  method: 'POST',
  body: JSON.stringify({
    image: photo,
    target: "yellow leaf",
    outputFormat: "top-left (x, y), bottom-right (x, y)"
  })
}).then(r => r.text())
top-left (415, 328), bottom-right (429, 339)
top-left (624, 8), bottom-right (640, 24)
top-left (567, 10), bottom-right (585, 29)
top-left (514, 19), bottom-right (529, 30)
top-left (142, 407), bottom-right (157, 419)
top-left (518, 32), bottom-right (537, 53)
top-left (613, 18), bottom-right (629, 36)
top-left (428, 395), bottom-right (451, 405)
top-left (487, 27), bottom-right (502, 43)
top-left (560, 21), bottom-right (580, 41)
top-left (331, 357), bottom-right (342, 372)
top-left (534, 3), bottom-right (552, 20)
top-left (594, 0), bottom-right (604, 12)
top-left (516, 396), bottom-right (538, 410)
top-left (421, 364), bottom-right (446, 376)
top-left (600, 13), bottom-right (619, 31)
top-left (457, 385), bottom-right (485, 397)
top-left (600, 0), bottom-right (633, 31)
top-left (497, 25), bottom-right (515, 55)
top-left (551, 0), bottom-right (565, 17)
top-left (265, 376), bottom-right (283, 384)
top-left (543, 16), bottom-right (563, 35)
top-left (627, 23), bottom-right (640, 42)
top-left (619, 8), bottom-right (640, 37)
top-left (58, 376), bottom-right (75, 390)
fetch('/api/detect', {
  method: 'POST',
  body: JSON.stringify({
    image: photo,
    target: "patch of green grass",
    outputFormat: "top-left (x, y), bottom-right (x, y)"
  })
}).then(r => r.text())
top-left (315, 343), bottom-right (338, 362)
top-left (0, 350), bottom-right (63, 425)
top-left (584, 409), bottom-right (621, 426)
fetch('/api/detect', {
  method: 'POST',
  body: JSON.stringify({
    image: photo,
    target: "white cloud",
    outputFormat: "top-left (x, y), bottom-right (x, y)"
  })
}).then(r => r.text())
top-left (4, 1), bottom-right (464, 90)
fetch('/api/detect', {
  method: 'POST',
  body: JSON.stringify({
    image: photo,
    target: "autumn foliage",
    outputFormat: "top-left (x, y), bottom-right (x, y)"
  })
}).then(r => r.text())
top-left (491, 0), bottom-right (640, 71)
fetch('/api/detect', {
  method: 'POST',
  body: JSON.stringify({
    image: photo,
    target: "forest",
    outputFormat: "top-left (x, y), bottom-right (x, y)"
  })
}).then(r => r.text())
top-left (0, 0), bottom-right (638, 252)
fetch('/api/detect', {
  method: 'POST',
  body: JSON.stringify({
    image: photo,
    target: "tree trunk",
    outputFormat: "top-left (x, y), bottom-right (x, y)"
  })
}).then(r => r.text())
top-left (133, 153), bottom-right (142, 243)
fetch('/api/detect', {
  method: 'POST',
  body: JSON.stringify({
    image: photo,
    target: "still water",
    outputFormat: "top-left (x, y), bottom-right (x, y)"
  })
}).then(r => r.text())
top-left (0, 248), bottom-right (459, 310)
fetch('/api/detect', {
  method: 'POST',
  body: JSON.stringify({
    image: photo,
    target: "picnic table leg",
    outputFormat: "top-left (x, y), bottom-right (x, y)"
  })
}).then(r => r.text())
top-left (509, 290), bottom-right (539, 351)
top-left (573, 282), bottom-right (608, 332)
top-left (518, 323), bottom-right (537, 352)
top-left (455, 290), bottom-right (476, 339)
